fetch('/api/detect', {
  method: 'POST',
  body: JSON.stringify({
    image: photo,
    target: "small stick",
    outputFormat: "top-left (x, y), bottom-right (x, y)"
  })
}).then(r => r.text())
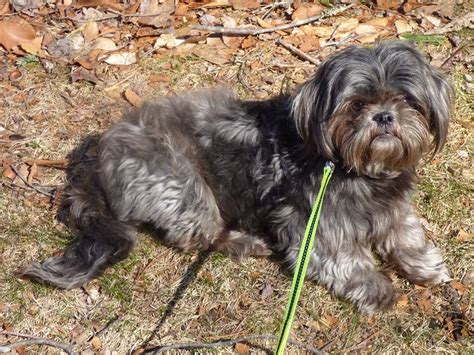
top-left (145, 334), bottom-right (322, 354)
top-left (25, 159), bottom-right (69, 168)
top-left (440, 43), bottom-right (469, 69)
top-left (276, 39), bottom-right (321, 66)
top-left (9, 164), bottom-right (55, 198)
top-left (74, 9), bottom-right (175, 22)
top-left (88, 315), bottom-right (121, 341)
top-left (341, 330), bottom-right (383, 352)
top-left (0, 334), bottom-right (73, 354)
top-left (192, 4), bottom-right (353, 36)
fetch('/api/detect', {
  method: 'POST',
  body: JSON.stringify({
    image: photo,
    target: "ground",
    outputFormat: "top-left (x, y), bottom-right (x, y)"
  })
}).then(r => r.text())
top-left (0, 1), bottom-right (473, 354)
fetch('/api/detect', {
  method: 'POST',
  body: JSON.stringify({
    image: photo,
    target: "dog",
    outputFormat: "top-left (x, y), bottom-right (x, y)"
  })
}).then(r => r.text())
top-left (20, 41), bottom-right (454, 314)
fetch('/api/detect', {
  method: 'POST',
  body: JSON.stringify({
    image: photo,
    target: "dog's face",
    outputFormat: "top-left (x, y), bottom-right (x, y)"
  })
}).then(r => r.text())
top-left (293, 42), bottom-right (454, 178)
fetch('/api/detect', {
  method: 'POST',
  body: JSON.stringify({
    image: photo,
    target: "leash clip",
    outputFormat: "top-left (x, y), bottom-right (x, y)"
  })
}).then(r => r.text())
top-left (325, 161), bottom-right (335, 172)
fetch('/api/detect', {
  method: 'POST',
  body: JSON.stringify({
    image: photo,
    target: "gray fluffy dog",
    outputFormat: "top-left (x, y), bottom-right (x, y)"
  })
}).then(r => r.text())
top-left (21, 41), bottom-right (454, 313)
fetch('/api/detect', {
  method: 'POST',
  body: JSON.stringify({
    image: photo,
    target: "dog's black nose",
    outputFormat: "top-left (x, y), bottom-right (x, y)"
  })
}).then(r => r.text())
top-left (373, 111), bottom-right (394, 126)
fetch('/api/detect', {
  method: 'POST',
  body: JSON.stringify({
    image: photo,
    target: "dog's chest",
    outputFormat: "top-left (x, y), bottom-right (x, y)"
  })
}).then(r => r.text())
top-left (320, 173), bottom-right (413, 242)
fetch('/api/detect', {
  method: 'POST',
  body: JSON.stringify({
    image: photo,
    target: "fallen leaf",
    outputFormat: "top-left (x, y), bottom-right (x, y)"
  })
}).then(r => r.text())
top-left (1, 159), bottom-right (15, 180)
top-left (124, 88), bottom-right (143, 106)
top-left (397, 293), bottom-right (409, 308)
top-left (456, 229), bottom-right (471, 242)
top-left (90, 336), bottom-right (102, 350)
top-left (299, 35), bottom-right (320, 53)
top-left (321, 314), bottom-right (338, 329)
top-left (20, 36), bottom-right (43, 56)
top-left (148, 74), bottom-right (169, 83)
top-left (235, 342), bottom-right (250, 354)
top-left (366, 17), bottom-right (390, 27)
top-left (175, 3), bottom-right (188, 16)
top-left (425, 12), bottom-right (474, 35)
top-left (376, 0), bottom-right (403, 9)
top-left (412, 0), bottom-right (456, 19)
top-left (256, 17), bottom-right (272, 29)
top-left (291, 3), bottom-right (324, 21)
top-left (153, 33), bottom-right (184, 49)
top-left (70, 324), bottom-right (89, 345)
top-left (0, 18), bottom-right (36, 50)
top-left (70, 66), bottom-right (101, 84)
top-left (93, 37), bottom-right (118, 51)
top-left (192, 44), bottom-right (231, 65)
top-left (461, 270), bottom-right (474, 286)
top-left (394, 19), bottom-right (412, 34)
top-left (302, 25), bottom-right (333, 38)
top-left (450, 281), bottom-right (467, 296)
top-left (230, 0), bottom-right (259, 10)
top-left (241, 36), bottom-right (257, 49)
top-left (11, 0), bottom-right (42, 12)
top-left (76, 58), bottom-right (94, 70)
top-left (355, 23), bottom-right (378, 36)
top-left (104, 52), bottom-right (137, 65)
top-left (336, 17), bottom-right (359, 32)
top-left (0, 0), bottom-right (10, 15)
top-left (137, 0), bottom-right (175, 28)
top-left (357, 33), bottom-right (381, 44)
top-left (259, 282), bottom-right (273, 299)
top-left (75, 0), bottom-right (123, 12)
top-left (15, 345), bottom-right (26, 355)
top-left (416, 289), bottom-right (433, 315)
top-left (82, 21), bottom-right (99, 43)
top-left (131, 347), bottom-right (145, 355)
top-left (105, 85), bottom-right (121, 99)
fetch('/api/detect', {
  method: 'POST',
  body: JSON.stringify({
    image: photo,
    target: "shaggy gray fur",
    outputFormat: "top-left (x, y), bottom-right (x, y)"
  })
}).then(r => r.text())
top-left (20, 41), bottom-right (454, 313)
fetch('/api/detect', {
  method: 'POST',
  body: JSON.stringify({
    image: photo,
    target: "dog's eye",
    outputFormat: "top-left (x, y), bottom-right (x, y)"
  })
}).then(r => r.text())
top-left (403, 96), bottom-right (422, 112)
top-left (351, 100), bottom-right (365, 112)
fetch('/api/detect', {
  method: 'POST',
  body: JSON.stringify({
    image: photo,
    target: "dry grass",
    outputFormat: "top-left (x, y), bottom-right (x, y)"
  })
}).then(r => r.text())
top-left (1, 38), bottom-right (472, 354)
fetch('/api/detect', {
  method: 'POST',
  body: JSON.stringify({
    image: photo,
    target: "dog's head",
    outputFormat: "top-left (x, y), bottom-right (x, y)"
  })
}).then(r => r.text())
top-left (292, 41), bottom-right (454, 178)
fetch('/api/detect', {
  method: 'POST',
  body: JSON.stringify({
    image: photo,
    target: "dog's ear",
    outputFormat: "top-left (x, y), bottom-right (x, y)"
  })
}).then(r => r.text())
top-left (291, 65), bottom-right (336, 161)
top-left (424, 67), bottom-right (455, 154)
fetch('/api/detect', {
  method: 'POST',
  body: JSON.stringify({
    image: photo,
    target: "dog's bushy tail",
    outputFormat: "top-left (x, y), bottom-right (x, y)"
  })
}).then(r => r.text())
top-left (19, 168), bottom-right (136, 289)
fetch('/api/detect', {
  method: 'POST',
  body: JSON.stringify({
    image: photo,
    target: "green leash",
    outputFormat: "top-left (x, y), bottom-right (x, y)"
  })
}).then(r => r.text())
top-left (275, 161), bottom-right (334, 355)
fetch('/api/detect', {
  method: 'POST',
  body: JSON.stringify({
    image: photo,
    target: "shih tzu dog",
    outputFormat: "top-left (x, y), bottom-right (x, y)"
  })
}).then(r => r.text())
top-left (20, 41), bottom-right (454, 314)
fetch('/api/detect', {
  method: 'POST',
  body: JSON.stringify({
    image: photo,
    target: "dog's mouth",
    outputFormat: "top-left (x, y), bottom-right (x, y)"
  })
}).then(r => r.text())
top-left (372, 131), bottom-right (400, 143)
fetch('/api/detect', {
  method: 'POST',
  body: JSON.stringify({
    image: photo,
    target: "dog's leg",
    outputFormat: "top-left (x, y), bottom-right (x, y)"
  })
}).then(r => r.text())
top-left (284, 244), bottom-right (397, 314)
top-left (212, 230), bottom-right (271, 260)
top-left (273, 204), bottom-right (396, 314)
top-left (19, 172), bottom-right (137, 289)
top-left (376, 213), bottom-right (451, 285)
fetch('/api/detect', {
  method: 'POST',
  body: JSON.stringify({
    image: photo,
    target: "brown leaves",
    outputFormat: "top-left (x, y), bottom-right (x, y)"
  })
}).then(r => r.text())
top-left (291, 3), bottom-right (324, 21)
top-left (75, 0), bottom-right (123, 12)
top-left (136, 0), bottom-right (175, 28)
top-left (235, 342), bottom-right (250, 353)
top-left (0, 19), bottom-right (36, 51)
top-left (124, 88), bottom-right (143, 106)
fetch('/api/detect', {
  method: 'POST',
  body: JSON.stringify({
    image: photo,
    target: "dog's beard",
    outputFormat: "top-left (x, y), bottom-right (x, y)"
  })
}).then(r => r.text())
top-left (329, 105), bottom-right (431, 178)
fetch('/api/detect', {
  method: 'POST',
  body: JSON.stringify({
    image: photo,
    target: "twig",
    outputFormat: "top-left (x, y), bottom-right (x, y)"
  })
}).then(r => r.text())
top-left (440, 43), bottom-right (470, 69)
top-left (276, 39), bottom-right (321, 66)
top-left (9, 164), bottom-right (55, 197)
top-left (87, 315), bottom-right (121, 341)
top-left (0, 333), bottom-right (73, 354)
top-left (74, 10), bottom-right (174, 22)
top-left (25, 159), bottom-right (69, 168)
top-left (192, 4), bottom-right (353, 36)
top-left (145, 334), bottom-right (323, 354)
top-left (341, 330), bottom-right (382, 352)
top-left (237, 59), bottom-right (253, 92)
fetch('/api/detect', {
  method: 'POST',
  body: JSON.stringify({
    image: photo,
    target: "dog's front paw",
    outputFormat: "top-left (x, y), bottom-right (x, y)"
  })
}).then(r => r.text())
top-left (348, 272), bottom-right (397, 314)
top-left (396, 244), bottom-right (452, 285)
